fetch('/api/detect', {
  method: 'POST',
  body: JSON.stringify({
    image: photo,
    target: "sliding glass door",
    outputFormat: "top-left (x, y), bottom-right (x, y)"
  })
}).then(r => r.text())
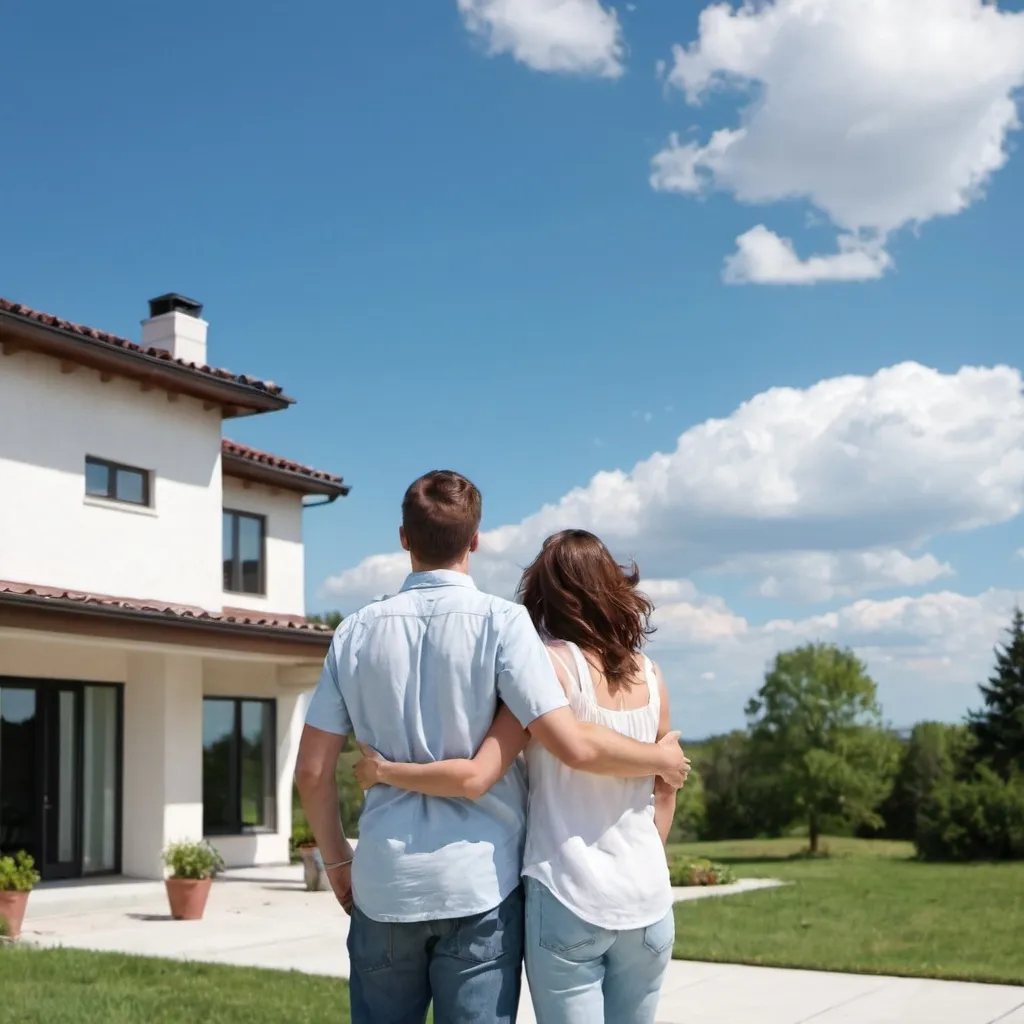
top-left (0, 680), bottom-right (122, 880)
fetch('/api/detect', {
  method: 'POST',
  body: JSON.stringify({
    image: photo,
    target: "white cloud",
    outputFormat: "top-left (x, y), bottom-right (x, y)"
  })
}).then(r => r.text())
top-left (457, 0), bottom-right (625, 78)
top-left (722, 225), bottom-right (893, 286)
top-left (651, 587), bottom-right (1017, 732)
top-left (714, 548), bottom-right (955, 603)
top-left (652, 0), bottom-right (1024, 283)
top-left (320, 362), bottom-right (1024, 608)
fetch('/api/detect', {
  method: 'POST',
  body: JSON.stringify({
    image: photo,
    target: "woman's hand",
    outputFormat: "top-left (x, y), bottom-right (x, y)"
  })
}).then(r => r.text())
top-left (353, 742), bottom-right (389, 791)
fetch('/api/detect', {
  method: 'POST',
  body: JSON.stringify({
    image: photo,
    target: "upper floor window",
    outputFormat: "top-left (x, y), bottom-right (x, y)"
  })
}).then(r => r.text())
top-left (85, 456), bottom-right (151, 507)
top-left (223, 509), bottom-right (265, 595)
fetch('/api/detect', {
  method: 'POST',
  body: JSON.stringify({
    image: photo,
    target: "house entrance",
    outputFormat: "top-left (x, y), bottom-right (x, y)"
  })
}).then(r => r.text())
top-left (0, 679), bottom-right (122, 879)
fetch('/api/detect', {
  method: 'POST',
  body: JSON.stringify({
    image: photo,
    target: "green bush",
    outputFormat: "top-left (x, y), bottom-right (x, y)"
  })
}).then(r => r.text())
top-left (162, 840), bottom-right (224, 880)
top-left (916, 768), bottom-right (1024, 861)
top-left (0, 852), bottom-right (40, 893)
top-left (668, 856), bottom-right (736, 887)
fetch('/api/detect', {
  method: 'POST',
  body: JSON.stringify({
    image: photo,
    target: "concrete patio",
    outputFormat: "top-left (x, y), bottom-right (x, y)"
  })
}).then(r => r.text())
top-left (21, 867), bottom-right (1024, 1024)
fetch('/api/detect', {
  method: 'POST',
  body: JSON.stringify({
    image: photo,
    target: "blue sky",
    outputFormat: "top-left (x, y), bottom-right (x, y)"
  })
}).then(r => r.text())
top-left (4, 0), bottom-right (1024, 736)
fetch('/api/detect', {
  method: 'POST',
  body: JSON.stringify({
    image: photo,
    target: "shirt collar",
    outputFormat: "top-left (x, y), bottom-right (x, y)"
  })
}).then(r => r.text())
top-left (400, 570), bottom-right (478, 592)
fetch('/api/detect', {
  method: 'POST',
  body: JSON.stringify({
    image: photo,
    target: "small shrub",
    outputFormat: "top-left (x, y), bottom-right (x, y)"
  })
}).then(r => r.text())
top-left (916, 768), bottom-right (1024, 861)
top-left (292, 819), bottom-right (315, 850)
top-left (0, 852), bottom-right (40, 893)
top-left (669, 856), bottom-right (736, 887)
top-left (162, 840), bottom-right (224, 880)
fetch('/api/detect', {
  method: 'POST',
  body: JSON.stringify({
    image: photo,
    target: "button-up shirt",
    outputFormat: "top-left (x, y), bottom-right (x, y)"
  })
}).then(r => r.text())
top-left (305, 570), bottom-right (568, 922)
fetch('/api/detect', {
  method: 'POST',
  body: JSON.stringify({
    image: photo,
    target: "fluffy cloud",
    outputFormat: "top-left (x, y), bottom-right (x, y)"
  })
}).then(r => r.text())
top-left (721, 225), bottom-right (893, 286)
top-left (321, 362), bottom-right (1024, 607)
top-left (652, 0), bottom-right (1024, 283)
top-left (713, 549), bottom-right (955, 603)
top-left (652, 587), bottom-right (1015, 733)
top-left (457, 0), bottom-right (624, 78)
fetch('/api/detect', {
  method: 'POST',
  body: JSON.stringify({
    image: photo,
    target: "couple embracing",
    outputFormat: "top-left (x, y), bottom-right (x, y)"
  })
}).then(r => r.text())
top-left (296, 470), bottom-right (690, 1024)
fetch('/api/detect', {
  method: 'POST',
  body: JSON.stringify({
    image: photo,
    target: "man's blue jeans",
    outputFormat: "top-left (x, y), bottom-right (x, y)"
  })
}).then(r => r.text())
top-left (347, 886), bottom-right (524, 1024)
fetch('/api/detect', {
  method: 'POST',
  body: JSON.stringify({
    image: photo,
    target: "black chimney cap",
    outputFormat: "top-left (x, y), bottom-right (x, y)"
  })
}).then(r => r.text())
top-left (148, 293), bottom-right (203, 319)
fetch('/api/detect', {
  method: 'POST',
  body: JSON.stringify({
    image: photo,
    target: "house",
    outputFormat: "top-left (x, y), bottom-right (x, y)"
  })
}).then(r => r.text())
top-left (0, 293), bottom-right (347, 881)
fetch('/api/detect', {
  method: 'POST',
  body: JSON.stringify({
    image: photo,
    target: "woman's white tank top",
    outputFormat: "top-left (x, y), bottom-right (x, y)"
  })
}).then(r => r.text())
top-left (521, 641), bottom-right (673, 930)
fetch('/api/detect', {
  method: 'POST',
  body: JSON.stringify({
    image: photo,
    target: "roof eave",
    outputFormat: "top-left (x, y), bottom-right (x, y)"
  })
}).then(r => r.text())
top-left (0, 309), bottom-right (294, 417)
top-left (222, 453), bottom-right (351, 498)
top-left (0, 589), bottom-right (332, 648)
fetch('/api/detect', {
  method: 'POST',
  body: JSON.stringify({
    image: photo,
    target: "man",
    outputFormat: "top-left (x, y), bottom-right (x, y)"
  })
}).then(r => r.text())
top-left (296, 470), bottom-right (687, 1024)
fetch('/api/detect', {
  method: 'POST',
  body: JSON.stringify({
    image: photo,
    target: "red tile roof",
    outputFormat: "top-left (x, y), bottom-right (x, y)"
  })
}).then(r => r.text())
top-left (0, 580), bottom-right (333, 636)
top-left (222, 439), bottom-right (349, 496)
top-left (0, 297), bottom-right (292, 403)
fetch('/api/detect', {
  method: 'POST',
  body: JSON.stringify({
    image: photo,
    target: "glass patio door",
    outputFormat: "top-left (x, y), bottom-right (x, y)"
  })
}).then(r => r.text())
top-left (0, 679), bottom-right (122, 879)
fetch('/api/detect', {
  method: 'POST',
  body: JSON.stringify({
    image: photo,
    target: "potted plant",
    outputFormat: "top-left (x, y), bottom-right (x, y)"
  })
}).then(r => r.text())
top-left (0, 851), bottom-right (40, 940)
top-left (293, 821), bottom-right (328, 891)
top-left (162, 840), bottom-right (223, 921)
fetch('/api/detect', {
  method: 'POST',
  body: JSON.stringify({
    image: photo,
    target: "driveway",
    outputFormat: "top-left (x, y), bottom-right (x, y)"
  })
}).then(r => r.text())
top-left (23, 868), bottom-right (1024, 1024)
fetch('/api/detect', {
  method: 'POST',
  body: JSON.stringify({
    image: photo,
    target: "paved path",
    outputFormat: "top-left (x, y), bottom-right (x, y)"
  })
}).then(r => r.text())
top-left (23, 868), bottom-right (1024, 1024)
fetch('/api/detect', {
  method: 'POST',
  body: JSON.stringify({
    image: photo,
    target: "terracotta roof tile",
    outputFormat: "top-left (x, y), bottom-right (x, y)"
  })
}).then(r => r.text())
top-left (0, 297), bottom-right (291, 401)
top-left (0, 580), bottom-right (333, 635)
top-left (222, 439), bottom-right (347, 490)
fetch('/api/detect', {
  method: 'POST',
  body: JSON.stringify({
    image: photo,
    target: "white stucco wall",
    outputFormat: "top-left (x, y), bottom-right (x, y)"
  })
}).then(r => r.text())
top-left (221, 477), bottom-right (305, 616)
top-left (0, 630), bottom-right (316, 879)
top-left (0, 349), bottom-right (223, 609)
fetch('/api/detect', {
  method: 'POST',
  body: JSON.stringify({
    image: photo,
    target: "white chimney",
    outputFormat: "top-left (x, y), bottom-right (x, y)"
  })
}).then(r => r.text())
top-left (141, 293), bottom-right (208, 366)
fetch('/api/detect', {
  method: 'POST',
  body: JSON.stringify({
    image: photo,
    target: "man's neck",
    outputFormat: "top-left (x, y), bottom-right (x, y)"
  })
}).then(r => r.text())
top-left (410, 556), bottom-right (471, 576)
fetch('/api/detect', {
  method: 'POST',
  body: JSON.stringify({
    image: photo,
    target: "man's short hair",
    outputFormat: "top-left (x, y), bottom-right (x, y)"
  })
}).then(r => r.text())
top-left (402, 470), bottom-right (482, 566)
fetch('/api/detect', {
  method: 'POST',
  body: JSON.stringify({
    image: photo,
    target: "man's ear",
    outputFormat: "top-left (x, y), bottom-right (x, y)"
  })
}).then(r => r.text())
top-left (469, 531), bottom-right (480, 554)
top-left (399, 527), bottom-right (410, 552)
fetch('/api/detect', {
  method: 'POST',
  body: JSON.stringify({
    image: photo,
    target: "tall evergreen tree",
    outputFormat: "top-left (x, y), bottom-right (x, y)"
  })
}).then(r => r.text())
top-left (968, 607), bottom-right (1024, 779)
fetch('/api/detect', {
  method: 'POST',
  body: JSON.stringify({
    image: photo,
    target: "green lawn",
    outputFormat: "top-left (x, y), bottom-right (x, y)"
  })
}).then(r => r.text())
top-left (668, 836), bottom-right (1024, 985)
top-left (0, 948), bottom-right (352, 1024)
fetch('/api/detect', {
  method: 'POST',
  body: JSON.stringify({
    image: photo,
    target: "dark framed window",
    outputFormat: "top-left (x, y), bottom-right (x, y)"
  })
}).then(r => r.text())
top-left (85, 457), bottom-right (151, 506)
top-left (202, 698), bottom-right (276, 835)
top-left (223, 510), bottom-right (266, 594)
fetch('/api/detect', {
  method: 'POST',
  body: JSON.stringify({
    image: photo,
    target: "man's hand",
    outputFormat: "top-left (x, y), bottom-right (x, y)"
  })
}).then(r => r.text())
top-left (353, 743), bottom-right (386, 791)
top-left (326, 861), bottom-right (353, 915)
top-left (657, 731), bottom-right (691, 788)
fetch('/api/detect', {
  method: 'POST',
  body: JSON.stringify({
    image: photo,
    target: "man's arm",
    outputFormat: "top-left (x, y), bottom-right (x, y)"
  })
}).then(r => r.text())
top-left (496, 606), bottom-right (689, 785)
top-left (354, 705), bottom-right (527, 800)
top-left (295, 630), bottom-right (356, 913)
top-left (529, 707), bottom-right (685, 784)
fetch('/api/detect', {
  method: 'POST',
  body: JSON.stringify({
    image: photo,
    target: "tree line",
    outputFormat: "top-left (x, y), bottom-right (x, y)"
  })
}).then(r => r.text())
top-left (670, 610), bottom-right (1024, 860)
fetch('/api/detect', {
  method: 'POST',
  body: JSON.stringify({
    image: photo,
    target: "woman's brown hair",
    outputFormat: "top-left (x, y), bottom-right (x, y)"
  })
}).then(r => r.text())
top-left (517, 529), bottom-right (655, 689)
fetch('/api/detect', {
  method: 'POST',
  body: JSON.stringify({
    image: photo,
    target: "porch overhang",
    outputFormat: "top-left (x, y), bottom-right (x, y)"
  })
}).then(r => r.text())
top-left (0, 585), bottom-right (332, 659)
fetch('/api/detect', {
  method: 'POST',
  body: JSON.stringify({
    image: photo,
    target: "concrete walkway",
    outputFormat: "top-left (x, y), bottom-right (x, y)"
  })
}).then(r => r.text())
top-left (22, 868), bottom-right (1024, 1024)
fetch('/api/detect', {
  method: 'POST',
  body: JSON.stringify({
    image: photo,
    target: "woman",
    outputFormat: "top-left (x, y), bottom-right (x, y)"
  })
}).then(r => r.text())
top-left (353, 529), bottom-right (680, 1024)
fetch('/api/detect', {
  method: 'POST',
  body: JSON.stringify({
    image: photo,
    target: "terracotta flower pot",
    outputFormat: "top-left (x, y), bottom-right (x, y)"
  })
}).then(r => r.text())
top-left (165, 877), bottom-right (212, 921)
top-left (0, 891), bottom-right (30, 940)
top-left (299, 846), bottom-right (329, 892)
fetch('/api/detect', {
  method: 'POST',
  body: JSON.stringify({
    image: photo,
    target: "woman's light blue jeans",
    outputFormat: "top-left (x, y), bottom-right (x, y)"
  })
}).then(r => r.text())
top-left (524, 876), bottom-right (675, 1024)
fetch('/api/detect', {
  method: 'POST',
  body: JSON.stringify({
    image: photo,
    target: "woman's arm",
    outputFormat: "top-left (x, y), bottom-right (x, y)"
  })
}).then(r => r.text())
top-left (652, 662), bottom-right (680, 845)
top-left (353, 704), bottom-right (528, 800)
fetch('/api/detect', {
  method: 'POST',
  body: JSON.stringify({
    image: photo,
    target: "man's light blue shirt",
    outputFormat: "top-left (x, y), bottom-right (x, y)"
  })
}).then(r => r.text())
top-left (305, 570), bottom-right (568, 923)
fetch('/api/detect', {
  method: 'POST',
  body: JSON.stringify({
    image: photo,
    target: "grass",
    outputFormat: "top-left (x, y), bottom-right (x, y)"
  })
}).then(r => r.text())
top-left (0, 948), bottom-right (352, 1023)
top-left (668, 836), bottom-right (1024, 985)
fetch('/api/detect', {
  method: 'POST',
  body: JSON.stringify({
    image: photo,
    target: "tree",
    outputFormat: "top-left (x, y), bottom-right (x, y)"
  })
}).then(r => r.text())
top-left (307, 610), bottom-right (344, 629)
top-left (747, 643), bottom-right (899, 853)
top-left (874, 722), bottom-right (972, 840)
top-left (968, 608), bottom-right (1024, 780)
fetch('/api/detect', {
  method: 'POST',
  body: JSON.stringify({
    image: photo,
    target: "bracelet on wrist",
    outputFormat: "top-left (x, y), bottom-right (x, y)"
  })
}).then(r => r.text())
top-left (322, 857), bottom-right (353, 871)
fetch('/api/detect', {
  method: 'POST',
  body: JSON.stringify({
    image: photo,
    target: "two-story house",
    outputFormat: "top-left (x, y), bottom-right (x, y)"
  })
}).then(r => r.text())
top-left (0, 293), bottom-right (347, 881)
